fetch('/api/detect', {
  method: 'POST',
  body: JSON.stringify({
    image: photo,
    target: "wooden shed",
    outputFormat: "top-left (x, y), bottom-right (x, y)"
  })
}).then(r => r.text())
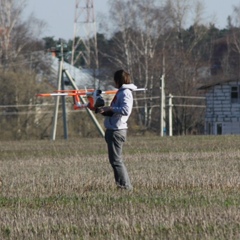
top-left (198, 79), bottom-right (240, 135)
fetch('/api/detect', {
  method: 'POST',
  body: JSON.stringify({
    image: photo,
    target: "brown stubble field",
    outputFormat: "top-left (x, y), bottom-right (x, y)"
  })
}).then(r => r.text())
top-left (1, 135), bottom-right (240, 239)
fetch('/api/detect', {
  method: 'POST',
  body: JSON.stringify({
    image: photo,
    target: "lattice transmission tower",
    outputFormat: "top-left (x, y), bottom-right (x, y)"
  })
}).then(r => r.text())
top-left (71, 0), bottom-right (99, 72)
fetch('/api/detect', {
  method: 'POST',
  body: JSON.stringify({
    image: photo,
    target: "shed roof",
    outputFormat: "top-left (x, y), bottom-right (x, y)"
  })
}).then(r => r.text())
top-left (50, 56), bottom-right (100, 89)
top-left (198, 78), bottom-right (239, 90)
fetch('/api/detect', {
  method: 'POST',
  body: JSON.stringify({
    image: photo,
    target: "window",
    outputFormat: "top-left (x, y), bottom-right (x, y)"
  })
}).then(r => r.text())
top-left (207, 122), bottom-right (212, 135)
top-left (231, 86), bottom-right (239, 103)
top-left (216, 123), bottom-right (222, 135)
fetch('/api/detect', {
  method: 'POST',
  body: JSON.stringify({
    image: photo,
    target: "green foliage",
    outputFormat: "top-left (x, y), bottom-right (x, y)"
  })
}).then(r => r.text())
top-left (42, 37), bottom-right (58, 50)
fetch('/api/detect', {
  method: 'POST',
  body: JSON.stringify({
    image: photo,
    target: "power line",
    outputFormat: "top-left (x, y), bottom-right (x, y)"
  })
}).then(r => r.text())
top-left (0, 104), bottom-right (57, 108)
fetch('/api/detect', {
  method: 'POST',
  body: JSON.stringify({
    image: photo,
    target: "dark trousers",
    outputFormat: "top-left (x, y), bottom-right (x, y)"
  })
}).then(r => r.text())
top-left (105, 129), bottom-right (132, 189)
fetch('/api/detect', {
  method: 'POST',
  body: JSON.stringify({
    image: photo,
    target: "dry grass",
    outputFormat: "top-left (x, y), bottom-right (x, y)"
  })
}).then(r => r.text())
top-left (1, 135), bottom-right (240, 239)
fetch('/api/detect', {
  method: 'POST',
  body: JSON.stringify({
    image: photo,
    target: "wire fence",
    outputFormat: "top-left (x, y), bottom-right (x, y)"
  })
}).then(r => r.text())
top-left (0, 94), bottom-right (206, 116)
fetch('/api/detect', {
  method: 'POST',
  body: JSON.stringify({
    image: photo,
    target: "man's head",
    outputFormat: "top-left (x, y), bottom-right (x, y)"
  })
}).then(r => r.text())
top-left (114, 69), bottom-right (131, 88)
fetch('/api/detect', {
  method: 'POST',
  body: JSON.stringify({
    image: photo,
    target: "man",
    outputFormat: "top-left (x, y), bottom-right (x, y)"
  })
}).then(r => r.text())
top-left (99, 69), bottom-right (137, 190)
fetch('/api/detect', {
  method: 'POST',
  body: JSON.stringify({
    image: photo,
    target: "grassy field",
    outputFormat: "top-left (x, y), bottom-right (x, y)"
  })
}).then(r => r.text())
top-left (1, 135), bottom-right (240, 239)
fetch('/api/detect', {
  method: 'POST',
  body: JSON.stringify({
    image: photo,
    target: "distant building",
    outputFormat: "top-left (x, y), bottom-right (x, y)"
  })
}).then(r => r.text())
top-left (199, 79), bottom-right (240, 135)
top-left (50, 56), bottom-right (100, 89)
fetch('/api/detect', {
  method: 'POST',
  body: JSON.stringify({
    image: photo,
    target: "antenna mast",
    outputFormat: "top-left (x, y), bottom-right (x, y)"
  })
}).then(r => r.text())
top-left (71, 0), bottom-right (99, 71)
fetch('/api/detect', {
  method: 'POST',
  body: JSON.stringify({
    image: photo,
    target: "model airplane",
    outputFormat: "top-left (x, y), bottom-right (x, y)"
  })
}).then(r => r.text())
top-left (37, 88), bottom-right (146, 112)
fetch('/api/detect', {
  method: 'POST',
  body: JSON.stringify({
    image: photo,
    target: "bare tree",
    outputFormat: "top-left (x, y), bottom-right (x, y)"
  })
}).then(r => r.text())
top-left (0, 0), bottom-right (25, 63)
top-left (225, 5), bottom-right (240, 78)
top-left (99, 0), bottom-right (209, 135)
top-left (101, 0), bottom-right (171, 131)
top-left (0, 0), bottom-right (46, 66)
top-left (163, 0), bottom-right (209, 134)
top-left (0, 0), bottom-right (49, 140)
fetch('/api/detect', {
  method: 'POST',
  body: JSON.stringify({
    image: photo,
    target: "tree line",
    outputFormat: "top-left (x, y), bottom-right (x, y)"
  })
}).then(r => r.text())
top-left (0, 0), bottom-right (240, 140)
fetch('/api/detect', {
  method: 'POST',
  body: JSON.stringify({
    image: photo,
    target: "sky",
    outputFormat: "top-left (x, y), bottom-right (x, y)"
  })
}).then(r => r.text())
top-left (23, 0), bottom-right (240, 40)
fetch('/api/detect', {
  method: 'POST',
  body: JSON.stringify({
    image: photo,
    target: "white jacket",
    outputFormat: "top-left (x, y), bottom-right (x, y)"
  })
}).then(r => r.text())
top-left (104, 84), bottom-right (137, 130)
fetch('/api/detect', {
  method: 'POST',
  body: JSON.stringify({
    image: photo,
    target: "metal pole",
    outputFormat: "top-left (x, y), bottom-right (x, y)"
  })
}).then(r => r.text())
top-left (51, 55), bottom-right (63, 140)
top-left (61, 72), bottom-right (68, 139)
top-left (168, 94), bottom-right (173, 136)
top-left (160, 53), bottom-right (166, 136)
top-left (64, 69), bottom-right (105, 137)
top-left (160, 74), bottom-right (164, 136)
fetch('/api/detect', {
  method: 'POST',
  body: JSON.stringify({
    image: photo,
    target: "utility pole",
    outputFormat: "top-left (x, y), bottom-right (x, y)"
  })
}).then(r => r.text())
top-left (160, 48), bottom-right (166, 137)
top-left (168, 94), bottom-right (173, 136)
top-left (52, 42), bottom-right (68, 140)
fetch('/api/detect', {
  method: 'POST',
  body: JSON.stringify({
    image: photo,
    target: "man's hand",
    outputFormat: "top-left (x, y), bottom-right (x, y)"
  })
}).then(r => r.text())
top-left (97, 106), bottom-right (114, 116)
top-left (98, 106), bottom-right (112, 114)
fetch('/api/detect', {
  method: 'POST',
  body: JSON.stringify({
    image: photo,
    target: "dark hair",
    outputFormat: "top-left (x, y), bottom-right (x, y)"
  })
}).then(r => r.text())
top-left (114, 69), bottom-right (131, 88)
